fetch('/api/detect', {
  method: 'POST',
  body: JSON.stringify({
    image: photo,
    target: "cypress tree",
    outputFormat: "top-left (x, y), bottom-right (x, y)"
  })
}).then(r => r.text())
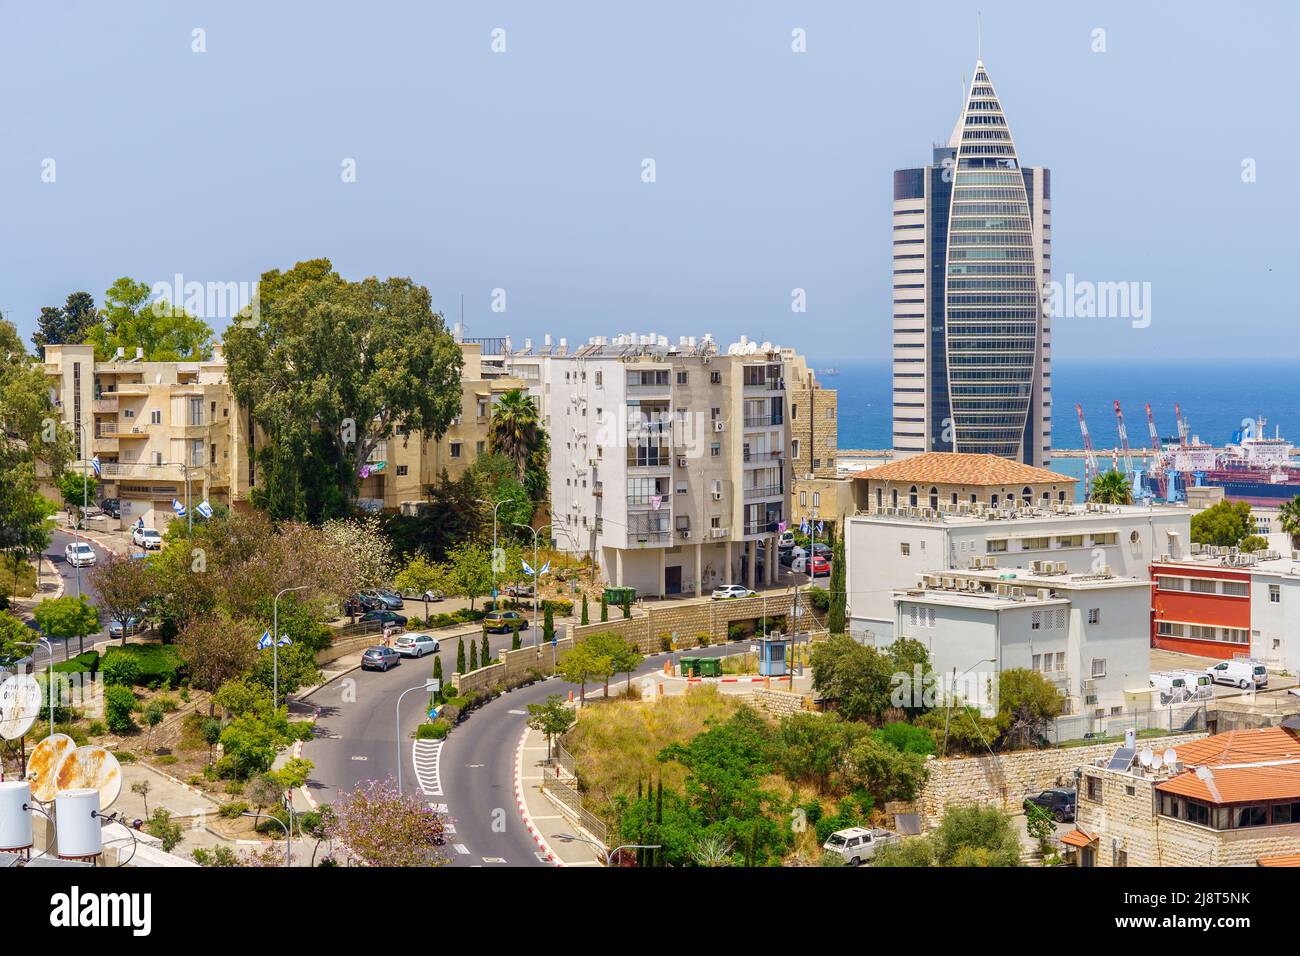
top-left (470, 640), bottom-right (479, 670)
top-left (653, 778), bottom-right (663, 867)
top-left (622, 594), bottom-right (632, 619)
top-left (511, 621), bottom-right (522, 650)
top-left (542, 604), bottom-right (555, 644)
top-left (828, 529), bottom-right (846, 634)
top-left (600, 595), bottom-right (609, 622)
top-left (456, 638), bottom-right (466, 673)
top-left (481, 632), bottom-right (491, 666)
top-left (581, 593), bottom-right (589, 625)
top-left (432, 655), bottom-right (444, 702)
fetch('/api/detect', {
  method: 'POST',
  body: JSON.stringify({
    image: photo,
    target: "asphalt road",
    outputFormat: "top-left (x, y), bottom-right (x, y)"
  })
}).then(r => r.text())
top-left (31, 529), bottom-right (112, 661)
top-left (303, 634), bottom-right (748, 868)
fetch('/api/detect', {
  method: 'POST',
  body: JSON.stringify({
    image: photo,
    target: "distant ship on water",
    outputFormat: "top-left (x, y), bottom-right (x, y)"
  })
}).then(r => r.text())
top-left (1161, 416), bottom-right (1300, 505)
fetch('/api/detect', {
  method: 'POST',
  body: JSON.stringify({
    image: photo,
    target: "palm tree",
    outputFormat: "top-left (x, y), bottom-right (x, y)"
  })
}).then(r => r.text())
top-left (487, 389), bottom-right (542, 480)
top-left (1278, 496), bottom-right (1300, 549)
top-left (1090, 470), bottom-right (1133, 505)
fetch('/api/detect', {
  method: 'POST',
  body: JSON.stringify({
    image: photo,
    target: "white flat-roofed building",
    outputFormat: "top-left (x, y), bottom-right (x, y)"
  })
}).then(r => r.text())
top-left (887, 565), bottom-right (1152, 717)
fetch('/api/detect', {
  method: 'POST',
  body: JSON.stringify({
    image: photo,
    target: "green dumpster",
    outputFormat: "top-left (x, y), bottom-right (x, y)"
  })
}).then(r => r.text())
top-left (679, 656), bottom-right (700, 677)
top-left (603, 586), bottom-right (637, 605)
top-left (697, 657), bottom-right (722, 678)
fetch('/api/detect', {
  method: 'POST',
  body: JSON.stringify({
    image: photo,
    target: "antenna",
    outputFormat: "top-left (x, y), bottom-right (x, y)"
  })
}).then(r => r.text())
top-left (977, 12), bottom-right (982, 60)
top-left (0, 673), bottom-right (41, 741)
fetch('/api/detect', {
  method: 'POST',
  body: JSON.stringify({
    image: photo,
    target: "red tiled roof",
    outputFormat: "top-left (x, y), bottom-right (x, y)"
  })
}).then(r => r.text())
top-left (1060, 828), bottom-right (1098, 848)
top-left (853, 452), bottom-right (1073, 487)
top-left (1258, 854), bottom-right (1300, 867)
top-left (1154, 727), bottom-right (1300, 805)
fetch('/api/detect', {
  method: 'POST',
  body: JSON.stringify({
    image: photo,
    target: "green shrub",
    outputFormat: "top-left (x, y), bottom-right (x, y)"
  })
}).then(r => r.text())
top-left (101, 644), bottom-right (185, 689)
top-left (53, 650), bottom-right (100, 675)
top-left (114, 750), bottom-right (136, 763)
top-left (417, 721), bottom-right (449, 740)
top-left (542, 599), bottom-right (574, 617)
top-left (100, 653), bottom-right (140, 687)
top-left (727, 621), bottom-right (749, 642)
top-left (218, 801), bottom-right (250, 818)
top-left (155, 754), bottom-right (178, 765)
top-left (105, 685), bottom-right (137, 733)
top-left (658, 633), bottom-right (673, 652)
top-left (696, 632), bottom-right (710, 647)
top-left (805, 586), bottom-right (831, 612)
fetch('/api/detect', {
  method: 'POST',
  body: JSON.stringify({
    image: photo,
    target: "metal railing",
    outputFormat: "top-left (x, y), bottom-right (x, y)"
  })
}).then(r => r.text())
top-left (743, 416), bottom-right (782, 428)
top-left (743, 484), bottom-right (783, 500)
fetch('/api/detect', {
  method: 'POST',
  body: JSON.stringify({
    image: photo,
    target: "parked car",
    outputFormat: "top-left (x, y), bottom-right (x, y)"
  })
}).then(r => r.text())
top-left (822, 827), bottom-right (901, 866)
top-left (711, 584), bottom-right (755, 600)
top-left (360, 646), bottom-right (401, 671)
top-left (483, 609), bottom-right (527, 633)
top-left (99, 498), bottom-right (120, 519)
top-left (393, 633), bottom-right (441, 658)
top-left (63, 542), bottom-right (97, 568)
top-left (400, 587), bottom-right (444, 603)
top-left (349, 592), bottom-right (384, 613)
top-left (131, 527), bottom-right (162, 550)
top-left (108, 614), bottom-right (147, 639)
top-left (1023, 788), bottom-right (1076, 823)
top-left (777, 530), bottom-right (795, 550)
top-left (359, 610), bottom-right (407, 628)
top-left (1175, 670), bottom-right (1215, 701)
top-left (360, 588), bottom-right (403, 611)
top-left (1206, 659), bottom-right (1268, 689)
top-left (504, 583), bottom-right (534, 598)
top-left (792, 554), bottom-right (830, 577)
top-left (0, 654), bottom-right (34, 676)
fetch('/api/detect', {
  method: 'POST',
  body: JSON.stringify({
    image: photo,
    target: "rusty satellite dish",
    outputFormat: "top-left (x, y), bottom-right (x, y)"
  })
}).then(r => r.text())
top-left (54, 746), bottom-right (122, 811)
top-left (0, 674), bottom-right (42, 741)
top-left (25, 733), bottom-right (75, 802)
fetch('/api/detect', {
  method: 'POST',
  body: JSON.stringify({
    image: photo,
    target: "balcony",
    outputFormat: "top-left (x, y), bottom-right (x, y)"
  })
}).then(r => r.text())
top-left (99, 461), bottom-right (189, 483)
top-left (92, 397), bottom-right (118, 414)
top-left (626, 447), bottom-right (672, 469)
top-left (743, 484), bottom-right (784, 500)
top-left (627, 492), bottom-right (669, 507)
top-left (743, 416), bottom-right (783, 429)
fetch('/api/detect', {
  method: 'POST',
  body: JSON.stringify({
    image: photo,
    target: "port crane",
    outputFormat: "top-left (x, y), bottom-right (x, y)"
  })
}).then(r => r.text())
top-left (1075, 403), bottom-right (1100, 497)
top-left (1144, 403), bottom-right (1166, 498)
top-left (1113, 401), bottom-right (1135, 478)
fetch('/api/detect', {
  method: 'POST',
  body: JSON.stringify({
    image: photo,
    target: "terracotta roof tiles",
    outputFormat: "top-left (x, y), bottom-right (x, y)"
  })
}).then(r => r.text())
top-left (853, 452), bottom-right (1073, 487)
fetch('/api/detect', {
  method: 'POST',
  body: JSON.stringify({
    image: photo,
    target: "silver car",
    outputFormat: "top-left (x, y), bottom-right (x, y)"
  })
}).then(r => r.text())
top-left (361, 646), bottom-right (401, 672)
top-left (392, 633), bottom-right (441, 658)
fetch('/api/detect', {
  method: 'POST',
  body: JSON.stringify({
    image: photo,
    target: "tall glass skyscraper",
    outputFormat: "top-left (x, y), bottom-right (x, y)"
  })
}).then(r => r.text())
top-left (891, 60), bottom-right (1051, 467)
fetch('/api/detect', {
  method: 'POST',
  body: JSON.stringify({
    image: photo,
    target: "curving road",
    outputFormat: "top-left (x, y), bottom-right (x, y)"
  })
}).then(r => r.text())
top-left (32, 529), bottom-right (112, 661)
top-left (303, 636), bottom-right (747, 867)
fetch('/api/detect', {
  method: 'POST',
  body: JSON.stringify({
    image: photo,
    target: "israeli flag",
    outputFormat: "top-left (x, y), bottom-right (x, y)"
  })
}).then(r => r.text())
top-left (816, 521), bottom-right (824, 535)
top-left (522, 558), bottom-right (536, 577)
top-left (539, 559), bottom-right (551, 577)
top-left (277, 634), bottom-right (292, 647)
top-left (172, 498), bottom-right (186, 517)
top-left (196, 499), bottom-right (214, 519)
top-left (90, 455), bottom-right (102, 477)
top-left (800, 519), bottom-right (810, 536)
top-left (257, 630), bottom-right (272, 650)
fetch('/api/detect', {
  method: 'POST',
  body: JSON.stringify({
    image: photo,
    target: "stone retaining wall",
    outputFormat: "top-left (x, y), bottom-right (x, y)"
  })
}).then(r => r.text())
top-left (450, 638), bottom-right (575, 695)
top-left (736, 687), bottom-right (808, 719)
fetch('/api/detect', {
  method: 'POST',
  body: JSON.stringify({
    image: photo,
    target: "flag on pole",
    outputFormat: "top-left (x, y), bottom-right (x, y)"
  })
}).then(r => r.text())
top-left (539, 559), bottom-right (551, 577)
top-left (277, 634), bottom-right (292, 647)
top-left (816, 521), bottom-right (824, 535)
top-left (89, 455), bottom-right (102, 477)
top-left (196, 499), bottom-right (214, 519)
top-left (256, 630), bottom-right (272, 650)
top-left (522, 558), bottom-right (535, 577)
top-left (799, 519), bottom-right (810, 536)
top-left (171, 498), bottom-right (186, 517)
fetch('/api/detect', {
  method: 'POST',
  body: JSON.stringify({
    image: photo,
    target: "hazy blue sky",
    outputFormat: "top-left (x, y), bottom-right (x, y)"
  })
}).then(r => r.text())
top-left (3, 1), bottom-right (1297, 362)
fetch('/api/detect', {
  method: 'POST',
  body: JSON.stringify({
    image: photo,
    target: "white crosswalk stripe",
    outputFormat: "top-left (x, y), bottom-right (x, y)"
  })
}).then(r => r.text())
top-left (412, 739), bottom-right (444, 796)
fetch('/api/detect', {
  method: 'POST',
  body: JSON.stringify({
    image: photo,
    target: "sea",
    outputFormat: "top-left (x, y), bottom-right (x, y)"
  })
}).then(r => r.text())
top-left (818, 360), bottom-right (1300, 485)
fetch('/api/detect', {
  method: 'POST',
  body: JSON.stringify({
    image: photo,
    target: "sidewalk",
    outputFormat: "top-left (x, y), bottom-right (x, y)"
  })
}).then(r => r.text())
top-left (516, 725), bottom-right (604, 867)
top-left (9, 554), bottom-right (63, 621)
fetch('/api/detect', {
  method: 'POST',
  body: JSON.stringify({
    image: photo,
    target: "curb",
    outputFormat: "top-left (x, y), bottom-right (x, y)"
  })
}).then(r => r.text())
top-left (293, 738), bottom-right (319, 811)
top-left (514, 726), bottom-right (562, 867)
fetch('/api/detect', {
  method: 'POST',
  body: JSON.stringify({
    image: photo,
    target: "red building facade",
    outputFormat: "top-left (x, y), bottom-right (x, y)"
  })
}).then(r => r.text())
top-left (1150, 562), bottom-right (1251, 660)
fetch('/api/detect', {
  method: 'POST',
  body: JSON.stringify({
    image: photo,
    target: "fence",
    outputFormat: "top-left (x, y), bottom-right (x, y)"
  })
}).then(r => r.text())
top-left (1046, 701), bottom-right (1208, 746)
top-left (540, 764), bottom-right (609, 846)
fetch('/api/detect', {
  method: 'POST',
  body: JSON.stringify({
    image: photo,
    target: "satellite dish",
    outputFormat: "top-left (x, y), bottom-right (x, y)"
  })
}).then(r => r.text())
top-left (54, 746), bottom-right (122, 811)
top-left (1150, 752), bottom-right (1164, 770)
top-left (1138, 748), bottom-right (1154, 768)
top-left (1163, 748), bottom-right (1178, 767)
top-left (26, 733), bottom-right (75, 802)
top-left (0, 674), bottom-right (42, 740)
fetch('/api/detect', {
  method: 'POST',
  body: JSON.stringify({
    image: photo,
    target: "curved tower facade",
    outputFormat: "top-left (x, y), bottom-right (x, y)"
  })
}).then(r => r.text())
top-left (891, 59), bottom-right (1051, 467)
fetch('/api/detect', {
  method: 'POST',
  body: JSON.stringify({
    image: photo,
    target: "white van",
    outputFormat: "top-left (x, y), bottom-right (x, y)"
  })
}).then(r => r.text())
top-left (1149, 672), bottom-right (1190, 705)
top-left (1205, 659), bottom-right (1268, 689)
top-left (1173, 670), bottom-right (1215, 701)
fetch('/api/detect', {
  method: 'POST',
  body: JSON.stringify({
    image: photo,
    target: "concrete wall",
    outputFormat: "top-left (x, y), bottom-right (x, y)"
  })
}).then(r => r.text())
top-left (450, 638), bottom-right (574, 695)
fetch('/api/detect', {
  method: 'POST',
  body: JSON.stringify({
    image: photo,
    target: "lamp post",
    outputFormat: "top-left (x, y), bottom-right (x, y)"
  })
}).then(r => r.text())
top-left (396, 678), bottom-right (439, 793)
top-left (943, 657), bottom-right (997, 756)
top-left (156, 460), bottom-right (193, 534)
top-left (477, 496), bottom-right (519, 602)
top-left (273, 586), bottom-right (309, 709)
top-left (68, 422), bottom-right (91, 599)
top-left (513, 523), bottom-right (552, 646)
top-left (17, 639), bottom-right (56, 740)
top-left (554, 831), bottom-right (660, 867)
top-left (240, 812), bottom-right (291, 867)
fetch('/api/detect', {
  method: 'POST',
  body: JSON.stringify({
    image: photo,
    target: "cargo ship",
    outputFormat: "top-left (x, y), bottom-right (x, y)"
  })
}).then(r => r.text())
top-left (1164, 417), bottom-right (1300, 505)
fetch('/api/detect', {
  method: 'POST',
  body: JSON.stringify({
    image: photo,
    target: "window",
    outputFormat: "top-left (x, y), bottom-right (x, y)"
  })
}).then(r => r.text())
top-left (396, 465), bottom-right (409, 477)
top-left (1019, 536), bottom-right (1049, 550)
top-left (1270, 584), bottom-right (1281, 604)
top-left (1087, 608), bottom-right (1100, 625)
top-left (676, 371), bottom-right (688, 385)
top-left (791, 403), bottom-right (798, 420)
top-left (1084, 776), bottom-right (1103, 803)
top-left (476, 441), bottom-right (485, 456)
top-left (813, 492), bottom-right (820, 507)
top-left (711, 443), bottom-right (721, 458)
top-left (676, 481), bottom-right (687, 495)
top-left (987, 538), bottom-right (1007, 553)
top-left (799, 491), bottom-right (806, 506)
top-left (909, 486), bottom-right (918, 507)
top-left (150, 409), bottom-right (161, 425)
top-left (1221, 580), bottom-right (1248, 597)
top-left (929, 486), bottom-right (938, 510)
top-left (1091, 658), bottom-right (1106, 678)
top-left (1190, 578), bottom-right (1217, 594)
top-left (900, 542), bottom-right (910, 556)
top-left (450, 442), bottom-right (462, 458)
top-left (791, 439), bottom-right (800, 459)
top-left (710, 371), bottom-right (721, 384)
top-left (594, 371), bottom-right (602, 387)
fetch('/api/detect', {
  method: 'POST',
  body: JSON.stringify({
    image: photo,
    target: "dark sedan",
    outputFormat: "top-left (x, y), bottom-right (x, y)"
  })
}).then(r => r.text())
top-left (360, 646), bottom-right (401, 671)
top-left (360, 610), bottom-right (407, 628)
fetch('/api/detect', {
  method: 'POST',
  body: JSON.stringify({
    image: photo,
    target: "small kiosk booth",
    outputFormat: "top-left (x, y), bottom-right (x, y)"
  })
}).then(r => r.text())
top-left (756, 635), bottom-right (789, 677)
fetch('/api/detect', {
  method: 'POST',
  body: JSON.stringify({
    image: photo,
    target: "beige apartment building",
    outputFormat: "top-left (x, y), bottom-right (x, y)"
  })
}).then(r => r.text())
top-left (785, 353), bottom-right (853, 534)
top-left (42, 340), bottom-right (520, 527)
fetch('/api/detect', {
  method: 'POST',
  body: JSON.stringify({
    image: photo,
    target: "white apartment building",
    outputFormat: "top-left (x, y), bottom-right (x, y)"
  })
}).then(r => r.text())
top-left (506, 333), bottom-right (796, 597)
top-left (887, 566), bottom-right (1152, 718)
top-left (847, 497), bottom-right (1191, 639)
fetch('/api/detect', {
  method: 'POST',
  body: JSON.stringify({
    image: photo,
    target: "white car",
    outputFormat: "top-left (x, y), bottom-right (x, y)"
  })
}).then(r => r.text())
top-left (63, 542), bottom-right (97, 568)
top-left (131, 527), bottom-right (162, 550)
top-left (711, 584), bottom-right (755, 600)
top-left (1206, 659), bottom-right (1268, 689)
top-left (392, 633), bottom-right (441, 658)
top-left (822, 827), bottom-right (901, 866)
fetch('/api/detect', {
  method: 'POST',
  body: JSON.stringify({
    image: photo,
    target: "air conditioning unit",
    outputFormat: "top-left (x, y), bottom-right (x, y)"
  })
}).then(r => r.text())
top-left (1054, 561), bottom-right (1066, 574)
top-left (1037, 588), bottom-right (1052, 601)
top-left (677, 457), bottom-right (688, 468)
top-left (714, 421), bottom-right (726, 432)
top-left (712, 528), bottom-right (729, 539)
top-left (967, 579), bottom-right (981, 591)
top-left (680, 530), bottom-right (690, 539)
top-left (712, 491), bottom-right (722, 501)
top-left (1011, 586), bottom-right (1025, 599)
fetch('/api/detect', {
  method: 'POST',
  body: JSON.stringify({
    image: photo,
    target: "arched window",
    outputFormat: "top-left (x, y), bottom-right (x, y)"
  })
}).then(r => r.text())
top-left (909, 486), bottom-right (918, 507)
top-left (929, 487), bottom-right (939, 510)
top-left (1058, 491), bottom-right (1067, 503)
top-left (991, 494), bottom-right (999, 507)
top-left (1022, 487), bottom-right (1033, 503)
top-left (891, 489), bottom-right (899, 508)
top-left (951, 492), bottom-right (959, 507)
top-left (876, 488), bottom-right (883, 511)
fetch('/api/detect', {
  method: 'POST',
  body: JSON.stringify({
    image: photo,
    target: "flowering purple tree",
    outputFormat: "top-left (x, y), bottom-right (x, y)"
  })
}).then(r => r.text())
top-left (324, 777), bottom-right (449, 867)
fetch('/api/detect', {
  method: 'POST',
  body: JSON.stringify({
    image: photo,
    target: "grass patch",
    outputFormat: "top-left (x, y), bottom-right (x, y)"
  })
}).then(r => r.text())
top-left (565, 686), bottom-right (742, 819)
top-left (1, 556), bottom-right (38, 599)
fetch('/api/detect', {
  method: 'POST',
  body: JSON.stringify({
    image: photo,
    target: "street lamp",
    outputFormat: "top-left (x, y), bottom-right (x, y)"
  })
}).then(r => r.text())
top-left (477, 496), bottom-right (520, 602)
top-left (513, 523), bottom-right (552, 646)
top-left (155, 460), bottom-right (194, 534)
top-left (67, 421), bottom-right (91, 600)
top-left (273, 586), bottom-right (310, 709)
top-left (240, 812), bottom-right (291, 867)
top-left (396, 678), bottom-right (439, 793)
top-left (17, 639), bottom-right (56, 740)
top-left (943, 658), bottom-right (997, 756)
top-left (554, 831), bottom-right (660, 867)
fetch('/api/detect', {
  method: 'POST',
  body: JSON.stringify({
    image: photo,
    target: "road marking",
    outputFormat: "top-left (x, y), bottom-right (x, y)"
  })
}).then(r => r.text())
top-left (535, 852), bottom-right (551, 863)
top-left (350, 755), bottom-right (368, 761)
top-left (466, 763), bottom-right (484, 768)
top-left (430, 803), bottom-right (448, 813)
top-left (454, 844), bottom-right (470, 855)
top-left (482, 857), bottom-right (507, 864)
top-left (413, 739), bottom-right (444, 796)
top-left (444, 823), bottom-right (456, 834)
top-left (507, 709), bottom-right (527, 715)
